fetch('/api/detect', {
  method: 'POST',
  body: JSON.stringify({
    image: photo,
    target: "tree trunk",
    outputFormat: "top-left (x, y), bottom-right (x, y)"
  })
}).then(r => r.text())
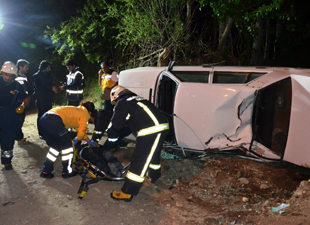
top-left (251, 18), bottom-right (264, 65)
top-left (218, 17), bottom-right (235, 52)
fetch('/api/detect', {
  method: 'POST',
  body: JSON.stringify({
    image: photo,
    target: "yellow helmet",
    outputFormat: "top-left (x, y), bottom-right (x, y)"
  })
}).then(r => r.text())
top-left (110, 86), bottom-right (127, 105)
top-left (1, 61), bottom-right (18, 76)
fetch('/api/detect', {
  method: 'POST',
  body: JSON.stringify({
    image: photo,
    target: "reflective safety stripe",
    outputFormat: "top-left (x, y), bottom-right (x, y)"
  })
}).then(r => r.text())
top-left (1, 150), bottom-right (13, 158)
top-left (107, 122), bottom-right (112, 129)
top-left (62, 147), bottom-right (73, 154)
top-left (66, 89), bottom-right (83, 94)
top-left (49, 148), bottom-right (59, 156)
top-left (126, 114), bottom-right (130, 120)
top-left (94, 130), bottom-right (102, 134)
top-left (47, 153), bottom-right (57, 162)
top-left (108, 138), bottom-right (118, 142)
top-left (141, 133), bottom-right (161, 176)
top-left (62, 153), bottom-right (73, 161)
top-left (137, 123), bottom-right (169, 137)
top-left (126, 171), bottom-right (145, 183)
top-left (137, 102), bottom-right (159, 125)
top-left (149, 163), bottom-right (161, 170)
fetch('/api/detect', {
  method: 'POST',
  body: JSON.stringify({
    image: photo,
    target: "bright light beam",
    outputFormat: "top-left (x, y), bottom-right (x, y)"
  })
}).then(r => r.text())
top-left (0, 14), bottom-right (3, 30)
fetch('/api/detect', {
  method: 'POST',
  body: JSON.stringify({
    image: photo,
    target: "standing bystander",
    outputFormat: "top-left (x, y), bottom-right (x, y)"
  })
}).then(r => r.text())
top-left (60, 59), bottom-right (84, 106)
top-left (15, 59), bottom-right (30, 144)
top-left (98, 61), bottom-right (118, 112)
top-left (31, 60), bottom-right (58, 139)
top-left (0, 61), bottom-right (30, 170)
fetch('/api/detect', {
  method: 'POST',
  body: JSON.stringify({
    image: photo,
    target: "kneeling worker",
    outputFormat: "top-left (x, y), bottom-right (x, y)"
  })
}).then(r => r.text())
top-left (39, 101), bottom-right (97, 179)
top-left (109, 86), bottom-right (169, 202)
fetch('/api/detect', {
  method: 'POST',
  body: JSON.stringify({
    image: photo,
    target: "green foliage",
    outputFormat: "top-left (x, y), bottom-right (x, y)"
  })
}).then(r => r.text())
top-left (45, 0), bottom-right (117, 63)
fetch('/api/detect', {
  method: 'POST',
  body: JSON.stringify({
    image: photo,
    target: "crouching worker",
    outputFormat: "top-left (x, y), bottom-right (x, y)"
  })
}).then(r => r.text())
top-left (39, 101), bottom-right (96, 179)
top-left (109, 86), bottom-right (169, 202)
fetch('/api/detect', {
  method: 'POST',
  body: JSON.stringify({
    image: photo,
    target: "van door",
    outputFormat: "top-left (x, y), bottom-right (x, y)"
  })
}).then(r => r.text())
top-left (155, 73), bottom-right (178, 142)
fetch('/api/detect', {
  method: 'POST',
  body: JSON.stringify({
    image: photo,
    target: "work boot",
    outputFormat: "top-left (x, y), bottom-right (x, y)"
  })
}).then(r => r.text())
top-left (40, 171), bottom-right (54, 178)
top-left (4, 164), bottom-right (13, 170)
top-left (62, 170), bottom-right (79, 179)
top-left (110, 190), bottom-right (133, 202)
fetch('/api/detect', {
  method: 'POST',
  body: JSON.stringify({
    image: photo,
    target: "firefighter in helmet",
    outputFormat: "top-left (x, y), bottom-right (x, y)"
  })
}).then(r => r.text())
top-left (109, 86), bottom-right (169, 202)
top-left (0, 61), bottom-right (30, 170)
top-left (39, 101), bottom-right (97, 179)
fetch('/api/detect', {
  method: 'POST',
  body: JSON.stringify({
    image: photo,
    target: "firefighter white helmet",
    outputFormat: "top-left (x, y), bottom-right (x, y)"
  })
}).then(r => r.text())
top-left (1, 61), bottom-right (18, 76)
top-left (110, 86), bottom-right (127, 105)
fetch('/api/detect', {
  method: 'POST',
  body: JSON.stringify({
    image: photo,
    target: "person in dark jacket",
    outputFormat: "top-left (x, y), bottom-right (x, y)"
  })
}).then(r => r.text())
top-left (109, 86), bottom-right (169, 202)
top-left (15, 59), bottom-right (30, 144)
top-left (60, 59), bottom-right (84, 106)
top-left (0, 61), bottom-right (30, 170)
top-left (31, 60), bottom-right (58, 138)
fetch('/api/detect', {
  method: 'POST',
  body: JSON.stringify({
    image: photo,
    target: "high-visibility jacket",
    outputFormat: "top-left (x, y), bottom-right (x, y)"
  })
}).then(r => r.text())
top-left (65, 67), bottom-right (84, 101)
top-left (111, 93), bottom-right (169, 137)
top-left (50, 105), bottom-right (90, 140)
top-left (100, 69), bottom-right (118, 92)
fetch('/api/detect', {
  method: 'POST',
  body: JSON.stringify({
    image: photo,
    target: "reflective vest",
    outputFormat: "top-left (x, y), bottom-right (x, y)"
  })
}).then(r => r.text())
top-left (66, 69), bottom-right (84, 101)
top-left (100, 73), bottom-right (117, 92)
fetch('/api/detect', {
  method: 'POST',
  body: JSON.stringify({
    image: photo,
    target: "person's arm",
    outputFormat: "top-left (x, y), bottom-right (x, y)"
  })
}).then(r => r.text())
top-left (98, 69), bottom-right (103, 86)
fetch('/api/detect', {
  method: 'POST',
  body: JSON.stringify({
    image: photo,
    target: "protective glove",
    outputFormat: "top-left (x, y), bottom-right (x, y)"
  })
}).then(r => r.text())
top-left (73, 137), bottom-right (79, 145)
top-left (87, 140), bottom-right (96, 147)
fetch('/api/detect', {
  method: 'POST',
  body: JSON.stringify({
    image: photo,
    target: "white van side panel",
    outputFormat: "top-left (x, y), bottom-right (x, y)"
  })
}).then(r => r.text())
top-left (173, 83), bottom-right (256, 150)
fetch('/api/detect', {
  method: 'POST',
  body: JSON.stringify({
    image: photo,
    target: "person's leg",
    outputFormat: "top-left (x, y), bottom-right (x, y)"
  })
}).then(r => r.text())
top-left (39, 114), bottom-right (63, 177)
top-left (147, 129), bottom-right (169, 183)
top-left (0, 107), bottom-right (18, 169)
top-left (16, 111), bottom-right (26, 142)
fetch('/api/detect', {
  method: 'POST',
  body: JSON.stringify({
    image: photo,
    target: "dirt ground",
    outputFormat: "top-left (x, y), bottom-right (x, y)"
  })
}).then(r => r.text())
top-left (1, 109), bottom-right (310, 225)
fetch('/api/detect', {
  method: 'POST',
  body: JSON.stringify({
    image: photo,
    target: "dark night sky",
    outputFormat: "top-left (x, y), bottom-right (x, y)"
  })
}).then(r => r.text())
top-left (0, 0), bottom-right (87, 75)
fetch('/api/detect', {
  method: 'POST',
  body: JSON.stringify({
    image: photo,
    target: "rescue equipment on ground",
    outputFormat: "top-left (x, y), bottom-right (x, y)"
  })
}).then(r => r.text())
top-left (73, 144), bottom-right (130, 200)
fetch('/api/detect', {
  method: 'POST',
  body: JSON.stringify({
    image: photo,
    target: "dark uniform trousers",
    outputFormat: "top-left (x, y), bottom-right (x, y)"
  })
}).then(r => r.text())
top-left (121, 129), bottom-right (169, 195)
top-left (0, 106), bottom-right (18, 164)
top-left (36, 98), bottom-right (53, 136)
top-left (38, 113), bottom-right (74, 174)
top-left (16, 110), bottom-right (26, 141)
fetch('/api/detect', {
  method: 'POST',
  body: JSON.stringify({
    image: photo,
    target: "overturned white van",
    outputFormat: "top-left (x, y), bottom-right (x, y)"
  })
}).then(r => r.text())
top-left (118, 63), bottom-right (310, 169)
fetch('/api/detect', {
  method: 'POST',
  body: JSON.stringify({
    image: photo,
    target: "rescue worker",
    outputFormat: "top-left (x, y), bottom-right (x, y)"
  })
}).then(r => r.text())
top-left (109, 86), bottom-right (169, 202)
top-left (0, 61), bottom-right (30, 170)
top-left (60, 59), bottom-right (84, 106)
top-left (39, 101), bottom-right (96, 179)
top-left (15, 59), bottom-right (30, 144)
top-left (31, 60), bottom-right (58, 138)
top-left (98, 61), bottom-right (118, 112)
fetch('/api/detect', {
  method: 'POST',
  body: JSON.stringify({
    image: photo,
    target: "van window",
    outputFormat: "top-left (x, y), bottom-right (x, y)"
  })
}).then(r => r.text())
top-left (172, 72), bottom-right (209, 83)
top-left (213, 72), bottom-right (266, 84)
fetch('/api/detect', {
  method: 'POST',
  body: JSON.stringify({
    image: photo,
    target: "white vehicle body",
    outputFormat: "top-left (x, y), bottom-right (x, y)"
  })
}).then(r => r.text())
top-left (119, 65), bottom-right (310, 169)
